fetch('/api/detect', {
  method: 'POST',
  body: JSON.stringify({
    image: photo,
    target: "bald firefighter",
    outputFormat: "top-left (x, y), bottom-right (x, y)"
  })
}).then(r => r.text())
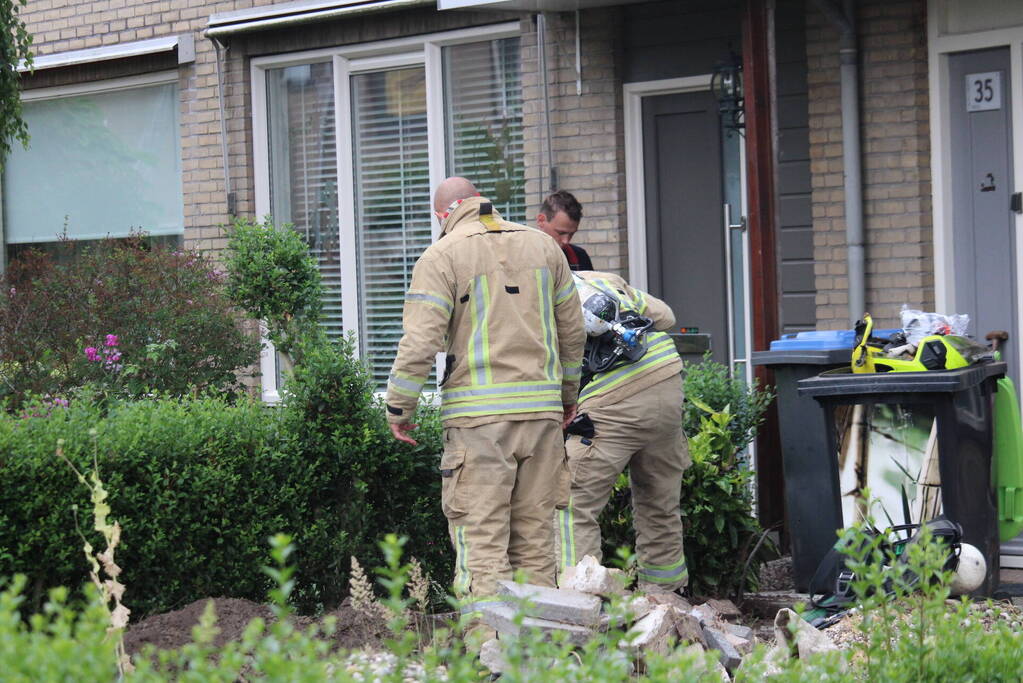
top-left (386, 177), bottom-right (586, 612)
top-left (558, 271), bottom-right (691, 593)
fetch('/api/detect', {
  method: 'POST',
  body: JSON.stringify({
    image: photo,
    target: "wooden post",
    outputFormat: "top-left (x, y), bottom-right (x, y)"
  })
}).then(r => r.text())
top-left (743, 0), bottom-right (785, 530)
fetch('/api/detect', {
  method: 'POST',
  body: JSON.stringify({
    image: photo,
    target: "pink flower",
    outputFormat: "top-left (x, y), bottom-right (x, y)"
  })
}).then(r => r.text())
top-left (84, 347), bottom-right (100, 362)
top-left (105, 334), bottom-right (119, 347)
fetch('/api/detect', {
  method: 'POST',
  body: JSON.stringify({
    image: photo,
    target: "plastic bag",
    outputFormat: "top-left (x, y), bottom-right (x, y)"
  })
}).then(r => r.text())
top-left (900, 305), bottom-right (969, 345)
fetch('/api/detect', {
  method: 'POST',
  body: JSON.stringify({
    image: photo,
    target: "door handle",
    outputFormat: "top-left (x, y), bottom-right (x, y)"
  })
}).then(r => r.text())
top-left (1011, 192), bottom-right (1022, 214)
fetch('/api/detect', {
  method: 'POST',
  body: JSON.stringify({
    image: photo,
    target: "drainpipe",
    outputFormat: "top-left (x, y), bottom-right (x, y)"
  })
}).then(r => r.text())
top-left (537, 13), bottom-right (557, 192)
top-left (211, 37), bottom-right (236, 217)
top-left (814, 0), bottom-right (864, 324)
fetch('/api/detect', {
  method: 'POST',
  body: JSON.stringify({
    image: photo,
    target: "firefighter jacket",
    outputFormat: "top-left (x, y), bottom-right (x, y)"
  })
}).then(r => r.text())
top-left (575, 271), bottom-right (682, 409)
top-left (386, 196), bottom-right (586, 427)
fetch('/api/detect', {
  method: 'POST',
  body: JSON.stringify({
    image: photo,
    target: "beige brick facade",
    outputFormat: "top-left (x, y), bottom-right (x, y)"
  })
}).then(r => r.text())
top-left (520, 8), bottom-right (628, 275)
top-left (806, 0), bottom-right (933, 330)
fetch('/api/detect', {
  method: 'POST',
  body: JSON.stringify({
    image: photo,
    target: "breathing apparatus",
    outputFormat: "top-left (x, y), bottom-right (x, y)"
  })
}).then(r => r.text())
top-left (574, 275), bottom-right (654, 378)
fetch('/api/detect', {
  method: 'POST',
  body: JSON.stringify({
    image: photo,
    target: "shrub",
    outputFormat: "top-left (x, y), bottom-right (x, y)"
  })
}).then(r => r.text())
top-left (0, 372), bottom-right (449, 616)
top-left (223, 216), bottom-right (324, 358)
top-left (0, 236), bottom-right (258, 409)
top-left (682, 354), bottom-right (774, 450)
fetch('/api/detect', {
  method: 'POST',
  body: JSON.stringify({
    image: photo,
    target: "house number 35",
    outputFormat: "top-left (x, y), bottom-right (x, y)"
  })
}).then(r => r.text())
top-left (966, 71), bottom-right (1002, 112)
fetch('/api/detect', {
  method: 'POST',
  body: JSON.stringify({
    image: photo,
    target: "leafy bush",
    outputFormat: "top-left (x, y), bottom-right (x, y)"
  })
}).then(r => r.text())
top-left (223, 216), bottom-right (324, 357)
top-left (0, 236), bottom-right (258, 409)
top-left (0, 351), bottom-right (449, 616)
top-left (682, 353), bottom-right (774, 450)
top-left (600, 359), bottom-right (774, 597)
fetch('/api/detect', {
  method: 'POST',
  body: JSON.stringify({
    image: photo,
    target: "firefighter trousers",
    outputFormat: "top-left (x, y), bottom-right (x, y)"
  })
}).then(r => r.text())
top-left (441, 418), bottom-right (570, 610)
top-left (558, 373), bottom-right (691, 591)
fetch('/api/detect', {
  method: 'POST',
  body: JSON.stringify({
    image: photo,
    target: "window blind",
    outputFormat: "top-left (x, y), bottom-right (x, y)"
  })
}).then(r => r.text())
top-left (443, 37), bottom-right (525, 223)
top-left (352, 66), bottom-right (432, 387)
top-left (3, 83), bottom-right (183, 244)
top-left (266, 62), bottom-right (343, 341)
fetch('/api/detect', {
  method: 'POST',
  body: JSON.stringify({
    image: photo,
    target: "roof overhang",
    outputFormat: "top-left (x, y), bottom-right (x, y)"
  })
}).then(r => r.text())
top-left (19, 34), bottom-right (194, 73)
top-left (437, 0), bottom-right (646, 10)
top-left (206, 0), bottom-right (434, 39)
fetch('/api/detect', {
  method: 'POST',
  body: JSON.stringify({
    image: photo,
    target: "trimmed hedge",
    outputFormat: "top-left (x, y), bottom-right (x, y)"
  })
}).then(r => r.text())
top-left (0, 339), bottom-right (448, 616)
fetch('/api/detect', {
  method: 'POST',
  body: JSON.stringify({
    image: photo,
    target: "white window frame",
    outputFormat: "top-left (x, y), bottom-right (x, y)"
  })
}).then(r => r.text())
top-left (252, 22), bottom-right (521, 401)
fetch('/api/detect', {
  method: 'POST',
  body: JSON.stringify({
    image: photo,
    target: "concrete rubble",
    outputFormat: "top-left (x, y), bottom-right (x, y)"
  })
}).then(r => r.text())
top-left (476, 555), bottom-right (766, 678)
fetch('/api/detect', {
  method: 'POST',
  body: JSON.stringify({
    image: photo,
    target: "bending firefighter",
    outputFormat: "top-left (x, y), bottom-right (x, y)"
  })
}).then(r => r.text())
top-left (559, 271), bottom-right (691, 592)
top-left (385, 177), bottom-right (585, 614)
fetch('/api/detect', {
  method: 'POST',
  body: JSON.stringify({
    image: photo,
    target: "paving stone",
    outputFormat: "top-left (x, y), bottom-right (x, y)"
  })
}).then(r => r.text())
top-left (619, 604), bottom-right (677, 656)
top-left (705, 598), bottom-right (742, 622)
top-left (742, 591), bottom-right (811, 619)
top-left (723, 622), bottom-right (754, 641)
top-left (645, 589), bottom-right (694, 613)
top-left (496, 580), bottom-right (602, 627)
top-left (479, 639), bottom-right (506, 674)
top-left (479, 603), bottom-right (592, 645)
top-left (566, 555), bottom-right (629, 597)
top-left (703, 626), bottom-right (743, 673)
top-left (774, 608), bottom-right (838, 658)
top-left (673, 608), bottom-right (708, 648)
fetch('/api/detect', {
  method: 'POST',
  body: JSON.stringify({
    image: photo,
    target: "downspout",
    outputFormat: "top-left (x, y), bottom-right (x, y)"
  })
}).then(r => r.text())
top-left (814, 0), bottom-right (864, 323)
top-left (211, 37), bottom-right (236, 217)
top-left (537, 13), bottom-right (557, 191)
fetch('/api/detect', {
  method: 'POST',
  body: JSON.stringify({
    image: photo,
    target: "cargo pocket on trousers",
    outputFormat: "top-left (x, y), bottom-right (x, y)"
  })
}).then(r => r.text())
top-left (555, 452), bottom-right (572, 510)
top-left (440, 449), bottom-right (468, 518)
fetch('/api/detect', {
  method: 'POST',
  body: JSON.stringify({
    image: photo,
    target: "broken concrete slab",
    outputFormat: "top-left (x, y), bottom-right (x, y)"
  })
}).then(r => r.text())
top-left (723, 622), bottom-right (754, 641)
top-left (723, 629), bottom-right (753, 656)
top-left (496, 580), bottom-right (602, 627)
top-left (479, 639), bottom-right (507, 674)
top-left (703, 626), bottom-right (743, 673)
top-left (479, 603), bottom-right (592, 645)
top-left (645, 589), bottom-right (693, 613)
top-left (566, 555), bottom-right (629, 597)
top-left (774, 608), bottom-right (838, 659)
top-left (704, 598), bottom-right (742, 622)
top-left (619, 604), bottom-right (677, 656)
top-left (742, 591), bottom-right (811, 619)
top-left (672, 609), bottom-right (707, 648)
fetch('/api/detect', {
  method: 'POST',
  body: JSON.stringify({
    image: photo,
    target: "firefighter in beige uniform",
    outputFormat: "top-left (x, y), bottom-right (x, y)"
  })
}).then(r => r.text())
top-left (558, 271), bottom-right (691, 592)
top-left (386, 177), bottom-right (585, 609)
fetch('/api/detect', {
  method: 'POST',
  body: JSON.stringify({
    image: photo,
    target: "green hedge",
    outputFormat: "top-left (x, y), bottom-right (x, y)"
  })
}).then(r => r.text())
top-left (0, 339), bottom-right (448, 616)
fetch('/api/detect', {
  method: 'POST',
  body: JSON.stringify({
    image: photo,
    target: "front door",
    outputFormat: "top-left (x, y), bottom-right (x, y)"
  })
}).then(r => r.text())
top-left (949, 47), bottom-right (1022, 564)
top-left (949, 47), bottom-right (1018, 376)
top-left (642, 90), bottom-right (743, 367)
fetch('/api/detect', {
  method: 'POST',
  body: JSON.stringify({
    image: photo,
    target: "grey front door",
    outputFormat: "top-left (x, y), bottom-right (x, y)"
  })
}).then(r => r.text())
top-left (949, 47), bottom-right (1017, 377)
top-left (642, 90), bottom-right (728, 364)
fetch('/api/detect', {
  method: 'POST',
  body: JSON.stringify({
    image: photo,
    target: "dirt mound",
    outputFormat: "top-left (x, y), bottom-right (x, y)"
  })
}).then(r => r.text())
top-left (124, 597), bottom-right (273, 655)
top-left (124, 597), bottom-right (397, 657)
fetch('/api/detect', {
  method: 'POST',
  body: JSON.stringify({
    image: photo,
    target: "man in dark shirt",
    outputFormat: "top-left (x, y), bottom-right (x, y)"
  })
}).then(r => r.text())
top-left (536, 190), bottom-right (593, 271)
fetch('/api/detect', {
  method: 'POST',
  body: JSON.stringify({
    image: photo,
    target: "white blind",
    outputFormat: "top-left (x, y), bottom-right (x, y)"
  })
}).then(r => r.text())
top-left (3, 82), bottom-right (183, 244)
top-left (266, 62), bottom-right (343, 340)
top-left (444, 37), bottom-right (525, 222)
top-left (352, 66), bottom-right (432, 387)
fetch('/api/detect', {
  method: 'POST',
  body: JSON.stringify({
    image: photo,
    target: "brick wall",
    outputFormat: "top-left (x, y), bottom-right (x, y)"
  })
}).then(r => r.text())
top-left (520, 9), bottom-right (628, 275)
top-left (806, 0), bottom-right (933, 329)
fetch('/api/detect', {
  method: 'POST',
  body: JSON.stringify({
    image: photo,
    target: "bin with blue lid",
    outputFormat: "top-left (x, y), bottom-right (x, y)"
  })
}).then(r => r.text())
top-left (751, 329), bottom-right (894, 590)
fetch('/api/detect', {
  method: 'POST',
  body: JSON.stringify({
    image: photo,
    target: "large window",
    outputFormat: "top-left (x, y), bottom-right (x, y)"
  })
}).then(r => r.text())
top-left (259, 27), bottom-right (524, 391)
top-left (2, 75), bottom-right (184, 259)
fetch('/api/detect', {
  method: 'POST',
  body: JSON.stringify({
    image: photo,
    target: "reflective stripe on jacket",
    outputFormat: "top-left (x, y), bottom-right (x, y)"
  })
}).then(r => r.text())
top-left (574, 271), bottom-right (682, 408)
top-left (386, 197), bottom-right (586, 426)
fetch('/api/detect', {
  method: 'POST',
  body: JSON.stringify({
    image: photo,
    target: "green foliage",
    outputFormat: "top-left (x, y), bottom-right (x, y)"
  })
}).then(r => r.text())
top-left (0, 365), bottom-right (448, 616)
top-left (223, 216), bottom-right (324, 357)
top-left (600, 360), bottom-right (774, 597)
top-left (0, 0), bottom-right (33, 166)
top-left (7, 525), bottom-right (1023, 681)
top-left (682, 353), bottom-right (774, 451)
top-left (0, 236), bottom-right (258, 409)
